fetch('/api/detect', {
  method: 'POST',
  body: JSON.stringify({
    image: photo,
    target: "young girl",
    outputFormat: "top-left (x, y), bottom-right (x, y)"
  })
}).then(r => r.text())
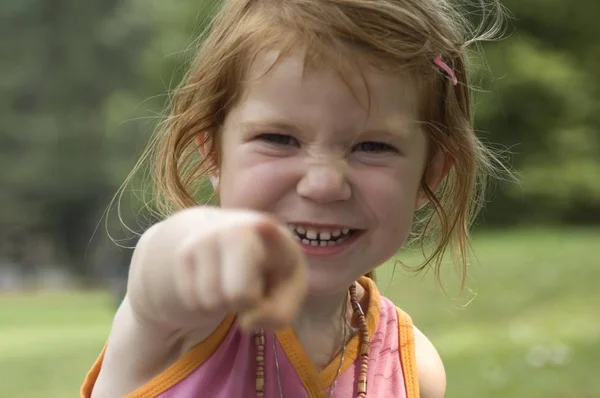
top-left (82, 0), bottom-right (503, 397)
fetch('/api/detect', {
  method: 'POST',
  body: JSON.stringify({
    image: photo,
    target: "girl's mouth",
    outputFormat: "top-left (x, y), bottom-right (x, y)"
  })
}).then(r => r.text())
top-left (287, 223), bottom-right (358, 247)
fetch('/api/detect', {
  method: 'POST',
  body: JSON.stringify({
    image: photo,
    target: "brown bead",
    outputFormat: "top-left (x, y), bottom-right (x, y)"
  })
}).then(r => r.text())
top-left (358, 379), bottom-right (367, 393)
top-left (255, 377), bottom-right (264, 391)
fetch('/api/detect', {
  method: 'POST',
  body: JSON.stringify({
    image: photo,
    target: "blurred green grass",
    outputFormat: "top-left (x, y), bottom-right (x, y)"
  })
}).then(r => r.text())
top-left (0, 229), bottom-right (598, 398)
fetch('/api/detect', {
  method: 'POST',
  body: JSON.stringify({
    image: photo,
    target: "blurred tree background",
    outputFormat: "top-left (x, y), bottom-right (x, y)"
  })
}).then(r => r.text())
top-left (1, 1), bottom-right (598, 398)
top-left (1, 0), bottom-right (598, 284)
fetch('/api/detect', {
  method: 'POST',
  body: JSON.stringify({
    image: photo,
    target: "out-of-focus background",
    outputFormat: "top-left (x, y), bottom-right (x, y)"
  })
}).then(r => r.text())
top-left (1, 1), bottom-right (598, 397)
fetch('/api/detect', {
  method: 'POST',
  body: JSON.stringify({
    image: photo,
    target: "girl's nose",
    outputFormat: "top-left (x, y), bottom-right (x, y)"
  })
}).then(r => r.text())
top-left (296, 164), bottom-right (351, 203)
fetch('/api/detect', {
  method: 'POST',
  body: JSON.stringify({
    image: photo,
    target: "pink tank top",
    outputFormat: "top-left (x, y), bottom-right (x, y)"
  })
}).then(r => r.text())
top-left (81, 277), bottom-right (419, 398)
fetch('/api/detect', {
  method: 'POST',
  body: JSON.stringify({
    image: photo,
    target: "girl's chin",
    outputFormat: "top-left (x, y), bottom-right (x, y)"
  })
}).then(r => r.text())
top-left (304, 266), bottom-right (367, 296)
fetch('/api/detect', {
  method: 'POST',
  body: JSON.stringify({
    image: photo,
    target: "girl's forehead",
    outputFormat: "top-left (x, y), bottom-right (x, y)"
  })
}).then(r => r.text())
top-left (240, 48), bottom-right (420, 122)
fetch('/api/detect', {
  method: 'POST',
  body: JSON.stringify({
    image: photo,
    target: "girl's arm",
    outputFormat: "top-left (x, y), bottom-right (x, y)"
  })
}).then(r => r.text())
top-left (90, 297), bottom-right (216, 398)
top-left (90, 220), bottom-right (226, 398)
top-left (87, 208), bottom-right (307, 398)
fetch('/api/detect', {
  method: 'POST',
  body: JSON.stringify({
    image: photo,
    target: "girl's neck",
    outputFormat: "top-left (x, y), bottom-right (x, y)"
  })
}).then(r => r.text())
top-left (290, 282), bottom-right (366, 370)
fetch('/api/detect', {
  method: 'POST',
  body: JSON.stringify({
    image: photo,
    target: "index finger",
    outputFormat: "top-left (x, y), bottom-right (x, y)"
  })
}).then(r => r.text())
top-left (239, 221), bottom-right (308, 330)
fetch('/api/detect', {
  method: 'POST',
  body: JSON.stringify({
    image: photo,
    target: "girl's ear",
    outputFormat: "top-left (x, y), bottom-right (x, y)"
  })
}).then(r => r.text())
top-left (194, 134), bottom-right (220, 190)
top-left (415, 149), bottom-right (453, 210)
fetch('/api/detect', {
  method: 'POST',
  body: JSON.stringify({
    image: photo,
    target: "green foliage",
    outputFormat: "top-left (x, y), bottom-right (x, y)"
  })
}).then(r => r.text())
top-left (1, 0), bottom-right (599, 275)
top-left (473, 0), bottom-right (600, 224)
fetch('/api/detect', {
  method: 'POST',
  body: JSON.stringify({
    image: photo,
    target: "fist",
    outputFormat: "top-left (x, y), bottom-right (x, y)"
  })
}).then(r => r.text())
top-left (174, 208), bottom-right (308, 331)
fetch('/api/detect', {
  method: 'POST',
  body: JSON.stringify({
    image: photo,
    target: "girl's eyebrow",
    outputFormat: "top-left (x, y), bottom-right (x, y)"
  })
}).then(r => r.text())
top-left (239, 120), bottom-right (305, 135)
top-left (360, 128), bottom-right (411, 141)
top-left (239, 119), bottom-right (415, 146)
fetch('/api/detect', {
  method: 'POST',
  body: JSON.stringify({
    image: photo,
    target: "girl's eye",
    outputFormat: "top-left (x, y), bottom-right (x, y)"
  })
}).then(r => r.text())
top-left (256, 133), bottom-right (298, 147)
top-left (353, 141), bottom-right (398, 153)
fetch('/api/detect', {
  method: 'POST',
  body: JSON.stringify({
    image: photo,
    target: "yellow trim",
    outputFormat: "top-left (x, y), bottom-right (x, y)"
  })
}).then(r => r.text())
top-left (276, 328), bottom-right (325, 397)
top-left (80, 315), bottom-right (235, 398)
top-left (396, 308), bottom-right (419, 398)
top-left (276, 276), bottom-right (381, 397)
top-left (80, 344), bottom-right (106, 398)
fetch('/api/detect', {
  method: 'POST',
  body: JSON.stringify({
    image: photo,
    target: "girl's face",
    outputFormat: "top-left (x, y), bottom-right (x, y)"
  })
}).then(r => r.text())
top-left (213, 50), bottom-right (433, 295)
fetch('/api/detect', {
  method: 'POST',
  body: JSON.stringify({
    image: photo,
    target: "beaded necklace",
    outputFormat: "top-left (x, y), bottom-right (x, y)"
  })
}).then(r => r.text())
top-left (254, 282), bottom-right (370, 397)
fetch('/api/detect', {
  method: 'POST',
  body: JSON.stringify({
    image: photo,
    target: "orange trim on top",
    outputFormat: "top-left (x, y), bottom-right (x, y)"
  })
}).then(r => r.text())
top-left (80, 344), bottom-right (107, 398)
top-left (396, 308), bottom-right (420, 398)
top-left (125, 314), bottom-right (235, 397)
top-left (80, 314), bottom-right (235, 398)
top-left (276, 276), bottom-right (381, 397)
top-left (276, 328), bottom-right (325, 397)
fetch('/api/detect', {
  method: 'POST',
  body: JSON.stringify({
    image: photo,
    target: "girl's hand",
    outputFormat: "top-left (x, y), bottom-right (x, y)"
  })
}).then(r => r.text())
top-left (127, 207), bottom-right (308, 333)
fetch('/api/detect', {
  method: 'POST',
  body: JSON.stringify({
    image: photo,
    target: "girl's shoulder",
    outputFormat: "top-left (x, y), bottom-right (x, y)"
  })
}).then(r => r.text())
top-left (371, 281), bottom-right (445, 398)
top-left (413, 325), bottom-right (446, 398)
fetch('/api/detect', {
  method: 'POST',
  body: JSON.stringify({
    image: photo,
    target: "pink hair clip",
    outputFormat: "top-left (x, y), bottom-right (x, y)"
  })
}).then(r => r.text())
top-left (434, 56), bottom-right (458, 86)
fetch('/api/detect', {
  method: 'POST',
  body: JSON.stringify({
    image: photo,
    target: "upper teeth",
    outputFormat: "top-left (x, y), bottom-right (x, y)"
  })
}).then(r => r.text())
top-left (288, 224), bottom-right (352, 241)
